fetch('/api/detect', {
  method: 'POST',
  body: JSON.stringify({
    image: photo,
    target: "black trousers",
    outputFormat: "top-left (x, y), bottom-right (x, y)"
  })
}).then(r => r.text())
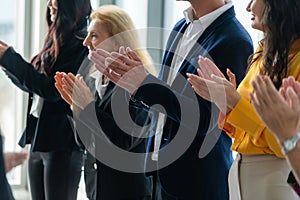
top-left (84, 150), bottom-right (97, 200)
top-left (153, 174), bottom-right (183, 200)
top-left (28, 150), bottom-right (84, 200)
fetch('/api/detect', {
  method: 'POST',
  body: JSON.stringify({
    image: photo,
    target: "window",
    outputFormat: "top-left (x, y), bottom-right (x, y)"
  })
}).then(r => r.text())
top-left (163, 0), bottom-right (190, 30)
top-left (163, 0), bottom-right (191, 57)
top-left (115, 0), bottom-right (149, 47)
top-left (231, 0), bottom-right (263, 49)
top-left (116, 0), bottom-right (148, 29)
top-left (163, 0), bottom-right (263, 49)
top-left (0, 0), bottom-right (27, 187)
top-left (91, 0), bottom-right (100, 10)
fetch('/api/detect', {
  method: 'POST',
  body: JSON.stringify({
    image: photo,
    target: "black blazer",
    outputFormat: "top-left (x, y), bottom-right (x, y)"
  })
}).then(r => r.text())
top-left (0, 35), bottom-right (88, 151)
top-left (136, 7), bottom-right (253, 199)
top-left (74, 79), bottom-right (152, 200)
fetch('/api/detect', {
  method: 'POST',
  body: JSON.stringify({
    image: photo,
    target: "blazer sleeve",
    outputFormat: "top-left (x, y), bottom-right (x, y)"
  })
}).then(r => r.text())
top-left (224, 97), bottom-right (282, 157)
top-left (0, 37), bottom-right (87, 102)
top-left (133, 74), bottom-right (204, 134)
top-left (76, 96), bottom-right (150, 151)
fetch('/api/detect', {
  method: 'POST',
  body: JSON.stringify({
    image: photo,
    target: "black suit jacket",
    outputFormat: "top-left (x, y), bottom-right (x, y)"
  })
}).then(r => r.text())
top-left (74, 78), bottom-right (152, 199)
top-left (0, 35), bottom-right (88, 152)
top-left (137, 7), bottom-right (253, 199)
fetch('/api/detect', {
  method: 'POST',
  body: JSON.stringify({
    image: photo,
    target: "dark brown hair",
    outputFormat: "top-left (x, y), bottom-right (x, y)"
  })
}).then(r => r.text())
top-left (249, 0), bottom-right (300, 88)
top-left (32, 0), bottom-right (92, 75)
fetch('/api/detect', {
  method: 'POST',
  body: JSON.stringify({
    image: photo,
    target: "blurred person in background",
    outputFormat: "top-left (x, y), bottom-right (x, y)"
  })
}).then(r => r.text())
top-left (0, 128), bottom-right (27, 200)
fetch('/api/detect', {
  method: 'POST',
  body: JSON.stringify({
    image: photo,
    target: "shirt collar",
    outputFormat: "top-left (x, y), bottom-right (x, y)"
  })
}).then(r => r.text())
top-left (89, 70), bottom-right (102, 79)
top-left (183, 2), bottom-right (233, 25)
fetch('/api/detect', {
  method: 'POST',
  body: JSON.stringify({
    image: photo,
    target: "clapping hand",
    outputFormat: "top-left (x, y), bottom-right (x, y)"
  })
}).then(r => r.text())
top-left (55, 72), bottom-right (94, 111)
top-left (55, 72), bottom-right (72, 105)
top-left (187, 56), bottom-right (240, 115)
top-left (251, 75), bottom-right (300, 143)
top-left (89, 46), bottom-right (147, 94)
top-left (0, 40), bottom-right (9, 60)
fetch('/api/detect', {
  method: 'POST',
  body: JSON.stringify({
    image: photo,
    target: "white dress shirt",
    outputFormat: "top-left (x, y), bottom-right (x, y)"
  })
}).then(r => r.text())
top-left (89, 70), bottom-right (109, 100)
top-left (30, 94), bottom-right (44, 118)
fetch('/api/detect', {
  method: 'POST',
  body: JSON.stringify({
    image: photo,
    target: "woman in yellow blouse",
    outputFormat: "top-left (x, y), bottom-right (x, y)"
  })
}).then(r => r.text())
top-left (187, 0), bottom-right (300, 199)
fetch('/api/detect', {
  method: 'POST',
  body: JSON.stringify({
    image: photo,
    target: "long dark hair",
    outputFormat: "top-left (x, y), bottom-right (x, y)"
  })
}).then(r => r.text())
top-left (32, 0), bottom-right (92, 75)
top-left (249, 0), bottom-right (300, 88)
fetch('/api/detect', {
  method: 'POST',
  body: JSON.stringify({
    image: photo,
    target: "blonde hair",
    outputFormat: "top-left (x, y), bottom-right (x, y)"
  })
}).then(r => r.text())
top-left (90, 5), bottom-right (156, 75)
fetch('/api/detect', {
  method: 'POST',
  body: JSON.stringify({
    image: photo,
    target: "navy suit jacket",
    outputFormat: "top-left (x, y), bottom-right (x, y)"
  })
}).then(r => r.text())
top-left (0, 135), bottom-right (14, 200)
top-left (137, 7), bottom-right (253, 199)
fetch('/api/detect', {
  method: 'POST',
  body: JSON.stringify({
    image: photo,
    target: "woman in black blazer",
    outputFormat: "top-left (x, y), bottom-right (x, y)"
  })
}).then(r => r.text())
top-left (0, 0), bottom-right (92, 199)
top-left (55, 5), bottom-right (156, 200)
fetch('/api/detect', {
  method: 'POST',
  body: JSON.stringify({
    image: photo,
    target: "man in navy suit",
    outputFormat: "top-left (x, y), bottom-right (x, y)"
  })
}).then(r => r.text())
top-left (89, 0), bottom-right (253, 199)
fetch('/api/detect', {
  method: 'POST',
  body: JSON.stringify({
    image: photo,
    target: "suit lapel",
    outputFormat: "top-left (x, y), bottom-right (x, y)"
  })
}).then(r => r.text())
top-left (97, 81), bottom-right (115, 108)
top-left (160, 21), bottom-right (189, 81)
top-left (175, 7), bottom-right (235, 79)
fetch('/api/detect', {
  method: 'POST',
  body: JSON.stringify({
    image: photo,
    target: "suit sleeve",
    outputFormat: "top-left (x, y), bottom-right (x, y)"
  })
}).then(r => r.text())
top-left (133, 37), bottom-right (253, 136)
top-left (223, 96), bottom-right (283, 157)
top-left (75, 95), bottom-right (150, 151)
top-left (133, 75), bottom-right (204, 134)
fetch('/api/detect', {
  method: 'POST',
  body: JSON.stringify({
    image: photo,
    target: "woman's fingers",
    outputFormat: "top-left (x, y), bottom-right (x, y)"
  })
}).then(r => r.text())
top-left (286, 87), bottom-right (300, 110)
top-left (62, 73), bottom-right (76, 89)
top-left (198, 57), bottom-right (212, 79)
top-left (126, 47), bottom-right (141, 61)
top-left (187, 73), bottom-right (213, 101)
top-left (196, 68), bottom-right (204, 78)
top-left (227, 68), bottom-right (236, 88)
top-left (198, 56), bottom-right (225, 80)
top-left (111, 51), bottom-right (137, 66)
top-left (0, 40), bottom-right (8, 47)
top-left (88, 49), bottom-right (110, 73)
top-left (54, 72), bottom-right (73, 105)
top-left (105, 57), bottom-right (128, 75)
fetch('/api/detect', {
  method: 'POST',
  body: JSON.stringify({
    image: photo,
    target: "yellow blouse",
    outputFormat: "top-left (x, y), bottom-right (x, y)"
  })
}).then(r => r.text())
top-left (220, 39), bottom-right (300, 158)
